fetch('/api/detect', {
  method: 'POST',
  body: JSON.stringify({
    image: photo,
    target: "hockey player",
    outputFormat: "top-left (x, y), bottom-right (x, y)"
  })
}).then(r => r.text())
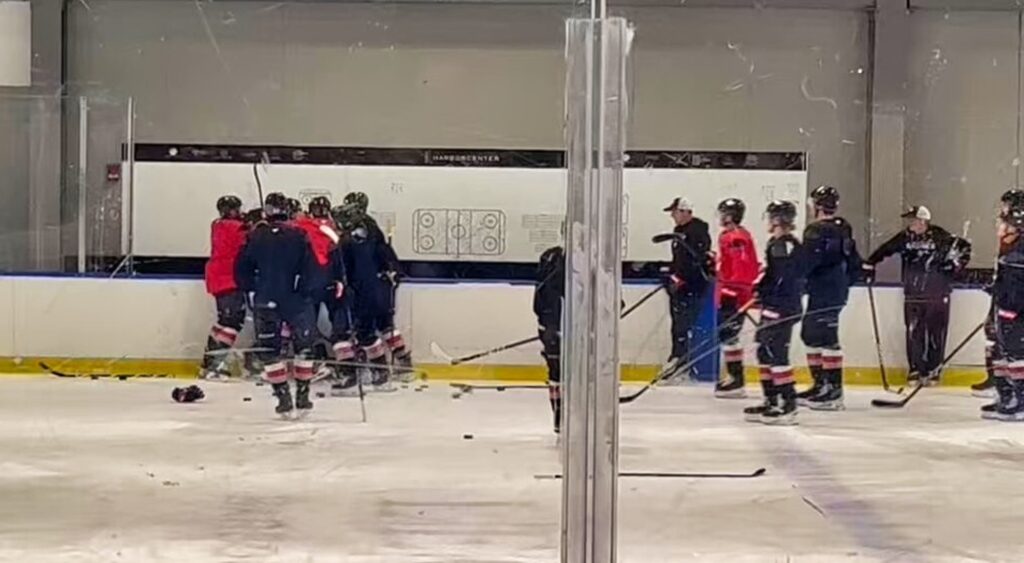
top-left (660, 197), bottom-right (713, 381)
top-left (864, 206), bottom-right (971, 386)
top-left (200, 195), bottom-right (248, 380)
top-left (235, 192), bottom-right (319, 417)
top-left (976, 188), bottom-right (1024, 399)
top-left (534, 244), bottom-right (565, 434)
top-left (798, 185), bottom-right (861, 411)
top-left (989, 207), bottom-right (1024, 421)
top-left (333, 203), bottom-right (407, 390)
top-left (744, 200), bottom-right (803, 425)
top-left (714, 198), bottom-right (760, 398)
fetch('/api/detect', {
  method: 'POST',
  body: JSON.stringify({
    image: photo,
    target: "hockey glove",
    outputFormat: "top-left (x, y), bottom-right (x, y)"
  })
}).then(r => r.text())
top-left (172, 385), bottom-right (205, 403)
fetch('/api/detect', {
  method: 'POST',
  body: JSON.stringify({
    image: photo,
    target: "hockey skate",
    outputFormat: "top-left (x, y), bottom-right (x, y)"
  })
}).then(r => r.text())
top-left (714, 374), bottom-right (747, 399)
top-left (996, 382), bottom-right (1024, 422)
top-left (199, 359), bottom-right (232, 382)
top-left (294, 380), bottom-right (314, 417)
top-left (806, 382), bottom-right (844, 411)
top-left (366, 356), bottom-right (395, 393)
top-left (330, 367), bottom-right (361, 397)
top-left (982, 377), bottom-right (1012, 419)
top-left (796, 370), bottom-right (824, 407)
top-left (743, 400), bottom-right (774, 423)
top-left (272, 382), bottom-right (294, 419)
top-left (660, 357), bottom-right (692, 386)
top-left (971, 374), bottom-right (996, 398)
top-left (390, 348), bottom-right (416, 383)
top-left (761, 387), bottom-right (798, 426)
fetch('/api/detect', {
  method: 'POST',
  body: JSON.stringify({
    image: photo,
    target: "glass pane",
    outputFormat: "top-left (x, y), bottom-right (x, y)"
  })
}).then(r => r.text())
top-left (1, 0), bottom-right (593, 560)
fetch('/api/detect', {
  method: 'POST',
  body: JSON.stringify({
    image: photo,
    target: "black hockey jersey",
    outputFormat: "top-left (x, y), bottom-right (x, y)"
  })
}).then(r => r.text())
top-left (235, 220), bottom-right (317, 306)
top-left (994, 237), bottom-right (1024, 314)
top-left (756, 233), bottom-right (804, 315)
top-left (866, 225), bottom-right (962, 297)
top-left (341, 222), bottom-right (400, 314)
top-left (669, 218), bottom-right (713, 294)
top-left (803, 217), bottom-right (861, 306)
top-left (533, 246), bottom-right (565, 321)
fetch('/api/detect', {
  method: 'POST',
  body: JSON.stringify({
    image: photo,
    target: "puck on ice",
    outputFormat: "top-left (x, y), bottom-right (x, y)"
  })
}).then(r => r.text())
top-left (242, 396), bottom-right (252, 402)
top-left (316, 392), bottom-right (325, 398)
top-left (463, 434), bottom-right (474, 440)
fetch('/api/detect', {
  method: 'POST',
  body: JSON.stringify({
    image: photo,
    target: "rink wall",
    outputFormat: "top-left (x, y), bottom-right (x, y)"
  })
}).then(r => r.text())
top-left (0, 276), bottom-right (991, 385)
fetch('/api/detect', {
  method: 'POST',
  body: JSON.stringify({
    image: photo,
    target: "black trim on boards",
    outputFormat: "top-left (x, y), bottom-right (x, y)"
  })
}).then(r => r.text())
top-left (132, 143), bottom-right (807, 171)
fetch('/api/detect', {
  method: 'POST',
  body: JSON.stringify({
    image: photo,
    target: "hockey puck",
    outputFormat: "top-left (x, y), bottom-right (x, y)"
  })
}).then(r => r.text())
top-left (316, 392), bottom-right (325, 398)
top-left (243, 396), bottom-right (252, 402)
top-left (451, 392), bottom-right (462, 399)
top-left (118, 375), bottom-right (128, 381)
top-left (463, 434), bottom-right (474, 440)
top-left (90, 375), bottom-right (99, 380)
top-left (496, 386), bottom-right (506, 391)
top-left (414, 387), bottom-right (423, 392)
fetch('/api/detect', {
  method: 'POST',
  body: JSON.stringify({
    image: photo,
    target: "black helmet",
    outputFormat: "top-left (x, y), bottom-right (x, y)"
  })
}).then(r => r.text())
top-left (216, 195), bottom-right (242, 218)
top-left (766, 200), bottom-right (797, 226)
top-left (717, 198), bottom-right (746, 225)
top-left (810, 185), bottom-right (840, 212)
top-left (343, 191), bottom-right (369, 213)
top-left (286, 198), bottom-right (302, 218)
top-left (331, 203), bottom-right (361, 232)
top-left (1001, 188), bottom-right (1024, 212)
top-left (264, 192), bottom-right (289, 219)
top-left (308, 196), bottom-right (332, 219)
top-left (1003, 207), bottom-right (1024, 230)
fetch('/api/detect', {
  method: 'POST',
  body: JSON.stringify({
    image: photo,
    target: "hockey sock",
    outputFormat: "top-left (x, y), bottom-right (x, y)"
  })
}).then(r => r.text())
top-left (771, 366), bottom-right (796, 409)
top-left (722, 345), bottom-right (744, 387)
top-left (822, 349), bottom-right (843, 393)
top-left (293, 358), bottom-right (315, 382)
top-left (759, 367), bottom-right (777, 404)
top-left (263, 362), bottom-right (289, 385)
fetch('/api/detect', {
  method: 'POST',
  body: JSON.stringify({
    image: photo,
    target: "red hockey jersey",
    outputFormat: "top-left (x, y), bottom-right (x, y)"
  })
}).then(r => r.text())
top-left (717, 226), bottom-right (760, 305)
top-left (205, 218), bottom-right (247, 296)
top-left (294, 216), bottom-right (339, 267)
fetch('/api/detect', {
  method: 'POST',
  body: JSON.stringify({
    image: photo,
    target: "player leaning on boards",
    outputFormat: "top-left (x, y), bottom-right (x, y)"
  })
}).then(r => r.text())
top-left (713, 198), bottom-right (761, 399)
top-left (200, 195), bottom-right (249, 381)
top-left (660, 197), bottom-right (713, 382)
top-left (797, 186), bottom-right (862, 411)
top-left (863, 205), bottom-right (972, 387)
top-left (743, 200), bottom-right (804, 425)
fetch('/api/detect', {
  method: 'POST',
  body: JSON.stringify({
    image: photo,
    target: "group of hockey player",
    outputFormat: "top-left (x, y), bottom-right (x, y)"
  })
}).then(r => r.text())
top-left (528, 184), bottom-right (986, 430)
top-left (200, 190), bottom-right (411, 418)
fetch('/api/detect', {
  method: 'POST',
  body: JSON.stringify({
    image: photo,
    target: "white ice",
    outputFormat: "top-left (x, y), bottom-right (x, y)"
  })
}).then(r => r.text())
top-left (0, 377), bottom-right (1020, 562)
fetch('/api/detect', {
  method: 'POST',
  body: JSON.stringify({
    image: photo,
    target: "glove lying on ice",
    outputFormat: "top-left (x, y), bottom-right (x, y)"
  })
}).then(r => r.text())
top-left (172, 385), bottom-right (205, 403)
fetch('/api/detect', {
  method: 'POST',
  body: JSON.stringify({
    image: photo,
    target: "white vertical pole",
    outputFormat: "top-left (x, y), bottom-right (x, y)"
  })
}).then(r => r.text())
top-left (77, 96), bottom-right (88, 274)
top-left (125, 96), bottom-right (136, 275)
top-left (562, 16), bottom-right (631, 563)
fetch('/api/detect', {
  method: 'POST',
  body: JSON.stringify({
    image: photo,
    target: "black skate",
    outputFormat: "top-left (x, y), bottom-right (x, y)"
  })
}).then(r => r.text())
top-left (390, 348), bottom-right (416, 383)
top-left (367, 356), bottom-right (395, 393)
top-left (972, 375), bottom-right (996, 398)
top-left (714, 368), bottom-right (746, 399)
top-left (330, 367), bottom-right (361, 397)
top-left (761, 385), bottom-right (798, 426)
top-left (199, 359), bottom-right (232, 382)
top-left (796, 371), bottom-right (824, 407)
top-left (295, 380), bottom-right (313, 416)
top-left (743, 401), bottom-right (772, 423)
top-left (996, 381), bottom-right (1024, 422)
top-left (907, 371), bottom-right (922, 386)
top-left (982, 377), bottom-right (1012, 420)
top-left (272, 383), bottom-right (294, 419)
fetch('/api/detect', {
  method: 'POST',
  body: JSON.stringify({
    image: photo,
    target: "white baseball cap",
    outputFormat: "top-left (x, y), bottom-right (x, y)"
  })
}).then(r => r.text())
top-left (664, 197), bottom-right (694, 212)
top-left (901, 205), bottom-right (931, 221)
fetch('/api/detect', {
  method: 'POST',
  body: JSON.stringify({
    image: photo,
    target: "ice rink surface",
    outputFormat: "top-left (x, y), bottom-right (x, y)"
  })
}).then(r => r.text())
top-left (0, 376), bottom-right (1021, 562)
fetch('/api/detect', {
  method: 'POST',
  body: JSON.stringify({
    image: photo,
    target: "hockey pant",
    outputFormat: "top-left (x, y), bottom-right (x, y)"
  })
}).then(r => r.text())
top-left (755, 310), bottom-right (797, 389)
top-left (801, 304), bottom-right (844, 384)
top-left (538, 314), bottom-right (561, 429)
top-left (904, 296), bottom-right (950, 377)
top-left (203, 290), bottom-right (246, 369)
top-left (669, 289), bottom-right (705, 363)
top-left (253, 300), bottom-right (317, 385)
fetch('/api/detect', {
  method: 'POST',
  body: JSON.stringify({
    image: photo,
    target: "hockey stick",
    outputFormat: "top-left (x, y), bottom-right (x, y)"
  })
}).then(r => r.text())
top-left (871, 319), bottom-right (985, 409)
top-left (430, 284), bottom-right (665, 366)
top-left (449, 382), bottom-right (549, 393)
top-left (40, 362), bottom-right (172, 380)
top-left (252, 152), bottom-right (268, 206)
top-left (534, 467), bottom-right (765, 480)
top-left (867, 283), bottom-right (902, 395)
top-left (619, 297), bottom-right (760, 404)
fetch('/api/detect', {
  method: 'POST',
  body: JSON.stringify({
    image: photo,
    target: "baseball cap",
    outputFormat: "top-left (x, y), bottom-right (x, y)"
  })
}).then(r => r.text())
top-left (900, 205), bottom-right (932, 221)
top-left (663, 197), bottom-right (694, 212)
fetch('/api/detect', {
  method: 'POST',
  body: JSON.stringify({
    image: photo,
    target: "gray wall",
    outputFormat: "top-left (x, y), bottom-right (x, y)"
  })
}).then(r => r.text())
top-left (56, 1), bottom-right (1024, 265)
